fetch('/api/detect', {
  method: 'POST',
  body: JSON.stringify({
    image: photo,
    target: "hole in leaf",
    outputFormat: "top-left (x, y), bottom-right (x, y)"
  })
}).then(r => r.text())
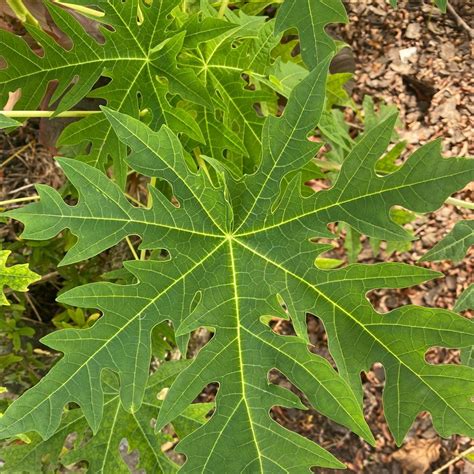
top-left (193, 382), bottom-right (218, 405)
top-left (119, 438), bottom-right (145, 474)
top-left (366, 288), bottom-right (412, 314)
top-left (186, 327), bottom-right (213, 359)
top-left (269, 318), bottom-right (296, 336)
top-left (306, 314), bottom-right (336, 367)
top-left (425, 347), bottom-right (461, 365)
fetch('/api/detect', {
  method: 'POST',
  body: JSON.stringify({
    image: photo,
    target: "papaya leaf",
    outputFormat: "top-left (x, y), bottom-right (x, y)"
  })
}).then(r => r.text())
top-left (0, 250), bottom-right (40, 306)
top-left (390, 0), bottom-right (447, 13)
top-left (0, 114), bottom-right (21, 129)
top-left (0, 361), bottom-right (211, 473)
top-left (454, 285), bottom-right (474, 367)
top-left (0, 0), bottom-right (217, 186)
top-left (180, 13), bottom-right (280, 172)
top-left (455, 285), bottom-right (474, 313)
top-left (275, 0), bottom-right (348, 68)
top-left (2, 60), bottom-right (474, 471)
top-left (421, 220), bottom-right (474, 262)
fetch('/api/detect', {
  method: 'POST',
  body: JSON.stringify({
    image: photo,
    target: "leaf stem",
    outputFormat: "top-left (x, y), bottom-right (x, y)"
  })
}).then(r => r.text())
top-left (446, 197), bottom-right (474, 210)
top-left (218, 0), bottom-right (229, 18)
top-left (125, 193), bottom-right (146, 208)
top-left (140, 177), bottom-right (157, 260)
top-left (313, 159), bottom-right (341, 172)
top-left (125, 237), bottom-right (140, 261)
top-left (52, 1), bottom-right (105, 18)
top-left (0, 195), bottom-right (39, 206)
top-left (0, 142), bottom-right (33, 169)
top-left (6, 0), bottom-right (38, 26)
top-left (193, 148), bottom-right (213, 184)
top-left (1, 111), bottom-right (101, 118)
top-left (433, 446), bottom-right (474, 474)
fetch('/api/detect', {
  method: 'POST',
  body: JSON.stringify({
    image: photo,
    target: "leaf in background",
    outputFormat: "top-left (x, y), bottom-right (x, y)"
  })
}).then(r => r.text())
top-left (0, 361), bottom-right (210, 473)
top-left (0, 0), bottom-right (213, 186)
top-left (390, 0), bottom-right (447, 13)
top-left (275, 0), bottom-right (348, 68)
top-left (0, 114), bottom-right (21, 129)
top-left (421, 220), bottom-right (474, 262)
top-left (455, 285), bottom-right (474, 313)
top-left (454, 285), bottom-right (474, 367)
top-left (0, 250), bottom-right (40, 305)
top-left (2, 61), bottom-right (474, 470)
top-left (181, 13), bottom-right (280, 173)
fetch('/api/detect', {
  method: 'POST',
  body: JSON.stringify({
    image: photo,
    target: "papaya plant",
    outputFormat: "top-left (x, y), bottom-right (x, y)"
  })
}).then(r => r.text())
top-left (0, 0), bottom-right (472, 472)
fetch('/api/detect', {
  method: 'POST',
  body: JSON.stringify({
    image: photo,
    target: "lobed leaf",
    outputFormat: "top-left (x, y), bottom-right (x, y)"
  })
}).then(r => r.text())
top-left (390, 0), bottom-right (448, 12)
top-left (0, 1), bottom-right (252, 185)
top-left (0, 361), bottom-right (211, 473)
top-left (0, 250), bottom-right (40, 306)
top-left (0, 114), bottom-right (21, 129)
top-left (1, 48), bottom-right (473, 473)
top-left (421, 220), bottom-right (474, 262)
top-left (275, 0), bottom-right (348, 68)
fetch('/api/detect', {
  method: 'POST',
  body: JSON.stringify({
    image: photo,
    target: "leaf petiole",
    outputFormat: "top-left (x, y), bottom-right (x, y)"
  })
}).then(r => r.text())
top-left (1, 111), bottom-right (101, 118)
top-left (52, 1), bottom-right (105, 18)
top-left (0, 196), bottom-right (39, 207)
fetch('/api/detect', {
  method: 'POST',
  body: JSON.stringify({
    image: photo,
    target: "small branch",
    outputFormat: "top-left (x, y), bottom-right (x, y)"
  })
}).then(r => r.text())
top-left (447, 3), bottom-right (474, 39)
top-left (433, 446), bottom-right (474, 474)
top-left (1, 110), bottom-right (101, 118)
top-left (24, 292), bottom-right (42, 322)
top-left (0, 195), bottom-right (39, 206)
top-left (0, 142), bottom-right (33, 169)
top-left (446, 197), bottom-right (474, 210)
top-left (313, 159), bottom-right (341, 172)
top-left (125, 237), bottom-right (140, 261)
top-left (52, 1), bottom-right (105, 18)
top-left (31, 271), bottom-right (60, 286)
top-left (218, 0), bottom-right (229, 18)
top-left (6, 0), bottom-right (39, 26)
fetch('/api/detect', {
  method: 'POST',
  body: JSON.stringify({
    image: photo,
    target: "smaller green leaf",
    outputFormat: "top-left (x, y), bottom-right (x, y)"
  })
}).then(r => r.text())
top-left (0, 250), bottom-right (40, 305)
top-left (0, 354), bottom-right (23, 370)
top-left (390, 0), bottom-right (447, 12)
top-left (0, 361), bottom-right (211, 473)
top-left (376, 141), bottom-right (407, 174)
top-left (0, 114), bottom-right (21, 129)
top-left (314, 257), bottom-right (344, 269)
top-left (275, 0), bottom-right (348, 68)
top-left (181, 15), bottom-right (237, 48)
top-left (455, 285), bottom-right (474, 313)
top-left (421, 220), bottom-right (474, 262)
top-left (455, 285), bottom-right (474, 367)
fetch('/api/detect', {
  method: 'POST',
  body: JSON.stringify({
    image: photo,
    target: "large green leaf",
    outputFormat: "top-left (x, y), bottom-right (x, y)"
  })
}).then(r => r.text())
top-left (0, 361), bottom-right (211, 473)
top-left (0, 250), bottom-right (40, 305)
top-left (2, 62), bottom-right (474, 470)
top-left (421, 220), bottom-right (474, 262)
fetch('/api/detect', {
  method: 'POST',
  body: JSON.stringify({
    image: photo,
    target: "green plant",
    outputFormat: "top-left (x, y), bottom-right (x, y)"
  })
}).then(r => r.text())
top-left (0, 0), bottom-right (472, 472)
top-left (0, 250), bottom-right (39, 306)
